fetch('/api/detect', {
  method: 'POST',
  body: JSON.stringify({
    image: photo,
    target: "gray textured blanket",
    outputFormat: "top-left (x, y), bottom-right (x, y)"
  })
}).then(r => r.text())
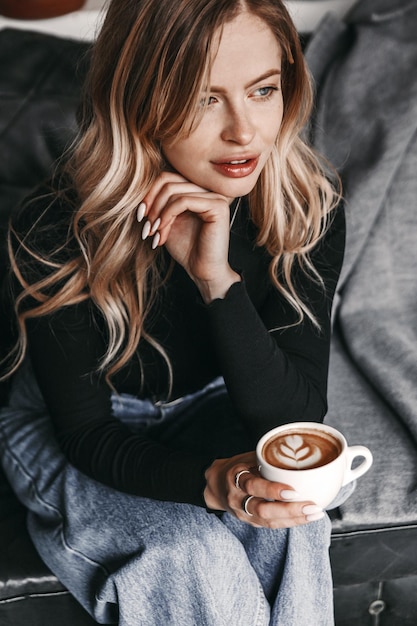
top-left (305, 0), bottom-right (417, 531)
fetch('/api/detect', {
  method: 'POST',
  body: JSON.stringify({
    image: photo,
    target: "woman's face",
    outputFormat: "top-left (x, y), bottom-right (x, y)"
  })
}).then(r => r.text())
top-left (162, 11), bottom-right (284, 202)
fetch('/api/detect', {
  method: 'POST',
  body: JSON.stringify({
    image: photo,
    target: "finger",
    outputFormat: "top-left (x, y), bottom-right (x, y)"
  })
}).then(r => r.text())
top-left (144, 171), bottom-right (189, 206)
top-left (258, 499), bottom-right (324, 525)
top-left (147, 184), bottom-right (209, 224)
top-left (233, 464), bottom-right (262, 491)
top-left (230, 463), bottom-right (325, 528)
top-left (143, 194), bottom-right (229, 245)
top-left (140, 186), bottom-right (199, 241)
top-left (234, 469), bottom-right (301, 503)
top-left (141, 172), bottom-right (206, 219)
top-left (234, 468), bottom-right (253, 490)
top-left (152, 218), bottom-right (184, 247)
top-left (238, 497), bottom-right (324, 529)
top-left (146, 199), bottom-right (204, 248)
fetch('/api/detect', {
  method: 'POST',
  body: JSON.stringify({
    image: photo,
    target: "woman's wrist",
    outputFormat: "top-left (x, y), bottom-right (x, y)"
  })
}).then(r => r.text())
top-left (195, 269), bottom-right (241, 304)
top-left (203, 458), bottom-right (228, 511)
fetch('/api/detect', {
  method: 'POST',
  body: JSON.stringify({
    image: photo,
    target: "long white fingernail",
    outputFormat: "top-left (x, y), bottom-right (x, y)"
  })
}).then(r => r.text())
top-left (281, 490), bottom-right (303, 501)
top-left (137, 202), bottom-right (146, 222)
top-left (151, 232), bottom-right (160, 249)
top-left (302, 504), bottom-right (323, 516)
top-left (141, 220), bottom-right (151, 240)
top-left (306, 511), bottom-right (325, 522)
top-left (150, 217), bottom-right (161, 235)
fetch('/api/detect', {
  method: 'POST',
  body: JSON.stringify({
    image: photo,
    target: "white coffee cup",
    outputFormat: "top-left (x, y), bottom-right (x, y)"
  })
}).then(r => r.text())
top-left (256, 422), bottom-right (373, 508)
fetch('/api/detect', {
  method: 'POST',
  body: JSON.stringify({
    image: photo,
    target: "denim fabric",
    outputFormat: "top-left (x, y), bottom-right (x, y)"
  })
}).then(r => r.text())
top-left (0, 360), bottom-right (334, 625)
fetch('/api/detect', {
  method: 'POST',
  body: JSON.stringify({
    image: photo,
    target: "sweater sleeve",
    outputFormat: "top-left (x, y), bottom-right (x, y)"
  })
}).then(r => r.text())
top-left (206, 205), bottom-right (345, 439)
top-left (27, 306), bottom-right (214, 507)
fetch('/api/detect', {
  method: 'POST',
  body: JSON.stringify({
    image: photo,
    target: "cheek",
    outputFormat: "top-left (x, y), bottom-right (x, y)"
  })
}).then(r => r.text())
top-left (272, 106), bottom-right (284, 137)
top-left (162, 143), bottom-right (206, 185)
top-left (258, 104), bottom-right (283, 145)
top-left (162, 145), bottom-right (184, 173)
top-left (163, 138), bottom-right (201, 170)
top-left (269, 118), bottom-right (283, 149)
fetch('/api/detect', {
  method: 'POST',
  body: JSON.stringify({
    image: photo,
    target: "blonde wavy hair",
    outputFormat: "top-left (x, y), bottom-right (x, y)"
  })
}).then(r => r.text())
top-left (8, 0), bottom-right (340, 389)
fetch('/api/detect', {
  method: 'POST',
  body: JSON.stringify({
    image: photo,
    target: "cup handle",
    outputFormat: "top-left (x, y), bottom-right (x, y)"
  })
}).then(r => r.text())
top-left (342, 445), bottom-right (373, 486)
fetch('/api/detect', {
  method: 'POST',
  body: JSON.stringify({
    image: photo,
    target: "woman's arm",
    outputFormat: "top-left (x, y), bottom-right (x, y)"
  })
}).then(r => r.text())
top-left (143, 174), bottom-right (345, 440)
top-left (205, 203), bottom-right (346, 438)
top-left (26, 302), bottom-right (323, 525)
top-left (26, 303), bottom-right (214, 506)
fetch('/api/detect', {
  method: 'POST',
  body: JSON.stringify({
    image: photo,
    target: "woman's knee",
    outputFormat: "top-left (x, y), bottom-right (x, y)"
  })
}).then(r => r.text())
top-left (101, 510), bottom-right (268, 626)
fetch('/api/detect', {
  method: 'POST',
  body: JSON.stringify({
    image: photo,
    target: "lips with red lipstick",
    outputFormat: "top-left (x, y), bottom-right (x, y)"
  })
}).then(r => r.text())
top-left (212, 155), bottom-right (259, 178)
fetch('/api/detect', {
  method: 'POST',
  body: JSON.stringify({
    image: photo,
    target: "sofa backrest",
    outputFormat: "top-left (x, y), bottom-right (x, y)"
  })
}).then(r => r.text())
top-left (0, 28), bottom-right (90, 405)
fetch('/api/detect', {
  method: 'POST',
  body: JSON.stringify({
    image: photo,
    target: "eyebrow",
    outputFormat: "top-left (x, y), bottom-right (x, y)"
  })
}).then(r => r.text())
top-left (209, 69), bottom-right (282, 94)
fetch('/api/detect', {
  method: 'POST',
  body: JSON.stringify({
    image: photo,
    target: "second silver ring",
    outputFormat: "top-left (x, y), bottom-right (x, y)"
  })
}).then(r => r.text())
top-left (242, 494), bottom-right (256, 517)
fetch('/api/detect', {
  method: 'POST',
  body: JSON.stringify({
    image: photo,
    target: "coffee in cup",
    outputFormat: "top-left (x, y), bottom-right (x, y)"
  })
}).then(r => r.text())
top-left (262, 428), bottom-right (342, 470)
top-left (256, 422), bottom-right (373, 508)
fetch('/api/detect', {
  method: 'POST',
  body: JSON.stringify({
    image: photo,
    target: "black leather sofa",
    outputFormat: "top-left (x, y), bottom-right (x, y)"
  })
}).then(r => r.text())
top-left (1, 22), bottom-right (417, 626)
top-left (0, 29), bottom-right (97, 626)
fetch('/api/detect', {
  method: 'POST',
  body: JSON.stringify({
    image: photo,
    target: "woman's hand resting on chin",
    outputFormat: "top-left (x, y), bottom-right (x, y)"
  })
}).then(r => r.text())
top-left (138, 172), bottom-right (241, 303)
top-left (204, 451), bottom-right (325, 528)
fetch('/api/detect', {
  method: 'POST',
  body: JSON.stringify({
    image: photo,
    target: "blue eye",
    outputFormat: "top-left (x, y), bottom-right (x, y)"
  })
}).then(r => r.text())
top-left (254, 86), bottom-right (278, 98)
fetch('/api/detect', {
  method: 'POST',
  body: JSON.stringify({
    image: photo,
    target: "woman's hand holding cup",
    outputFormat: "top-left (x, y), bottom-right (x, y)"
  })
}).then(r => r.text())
top-left (203, 451), bottom-right (324, 528)
top-left (204, 422), bottom-right (373, 527)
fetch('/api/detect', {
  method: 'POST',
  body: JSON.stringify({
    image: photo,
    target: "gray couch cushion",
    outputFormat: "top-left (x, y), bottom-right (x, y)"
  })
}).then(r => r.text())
top-left (306, 0), bottom-right (417, 535)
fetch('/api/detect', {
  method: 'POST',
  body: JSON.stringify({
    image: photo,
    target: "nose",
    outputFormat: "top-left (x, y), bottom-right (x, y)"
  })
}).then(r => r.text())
top-left (220, 104), bottom-right (255, 145)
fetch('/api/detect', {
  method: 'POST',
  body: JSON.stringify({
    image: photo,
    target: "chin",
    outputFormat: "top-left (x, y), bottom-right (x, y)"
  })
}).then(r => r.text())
top-left (215, 178), bottom-right (260, 200)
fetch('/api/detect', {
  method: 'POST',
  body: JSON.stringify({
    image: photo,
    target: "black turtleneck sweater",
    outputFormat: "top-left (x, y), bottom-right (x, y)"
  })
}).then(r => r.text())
top-left (10, 187), bottom-right (345, 507)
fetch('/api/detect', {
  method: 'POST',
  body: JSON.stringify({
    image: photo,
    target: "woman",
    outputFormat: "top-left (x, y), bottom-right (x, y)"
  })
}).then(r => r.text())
top-left (0, 0), bottom-right (345, 624)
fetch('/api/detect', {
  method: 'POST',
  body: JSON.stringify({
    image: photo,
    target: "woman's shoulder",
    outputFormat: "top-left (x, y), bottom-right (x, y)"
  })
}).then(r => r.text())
top-left (321, 201), bottom-right (346, 260)
top-left (310, 200), bottom-right (346, 288)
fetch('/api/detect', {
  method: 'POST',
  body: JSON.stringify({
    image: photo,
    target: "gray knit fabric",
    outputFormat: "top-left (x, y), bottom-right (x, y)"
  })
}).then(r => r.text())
top-left (305, 0), bottom-right (417, 531)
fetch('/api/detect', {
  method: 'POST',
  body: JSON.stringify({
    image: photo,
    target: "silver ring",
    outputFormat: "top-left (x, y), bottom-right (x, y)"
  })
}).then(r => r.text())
top-left (242, 495), bottom-right (255, 517)
top-left (235, 469), bottom-right (251, 490)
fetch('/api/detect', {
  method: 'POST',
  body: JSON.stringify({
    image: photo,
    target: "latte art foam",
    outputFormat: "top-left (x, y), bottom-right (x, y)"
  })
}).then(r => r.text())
top-left (263, 429), bottom-right (341, 470)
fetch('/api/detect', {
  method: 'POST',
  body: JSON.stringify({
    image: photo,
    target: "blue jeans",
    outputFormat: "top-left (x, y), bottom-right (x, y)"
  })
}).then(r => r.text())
top-left (0, 360), bottom-right (334, 625)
